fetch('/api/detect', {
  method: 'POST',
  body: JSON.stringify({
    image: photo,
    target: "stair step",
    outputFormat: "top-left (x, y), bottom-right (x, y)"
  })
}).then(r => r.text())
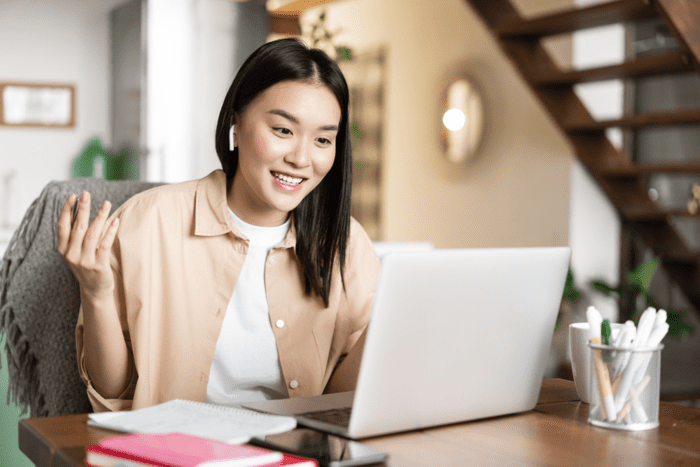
top-left (532, 51), bottom-right (693, 85)
top-left (655, 0), bottom-right (700, 73)
top-left (624, 209), bottom-right (667, 221)
top-left (495, 0), bottom-right (657, 39)
top-left (625, 208), bottom-right (700, 220)
top-left (665, 251), bottom-right (700, 265)
top-left (664, 209), bottom-right (698, 218)
top-left (463, 0), bottom-right (700, 319)
top-left (602, 163), bottom-right (700, 178)
top-left (565, 108), bottom-right (700, 131)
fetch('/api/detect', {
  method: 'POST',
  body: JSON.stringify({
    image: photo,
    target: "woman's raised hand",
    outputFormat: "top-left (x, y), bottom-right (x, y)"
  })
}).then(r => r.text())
top-left (57, 191), bottom-right (120, 301)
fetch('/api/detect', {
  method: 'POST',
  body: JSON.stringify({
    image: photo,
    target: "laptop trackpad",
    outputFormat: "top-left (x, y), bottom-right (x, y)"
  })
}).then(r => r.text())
top-left (242, 391), bottom-right (355, 416)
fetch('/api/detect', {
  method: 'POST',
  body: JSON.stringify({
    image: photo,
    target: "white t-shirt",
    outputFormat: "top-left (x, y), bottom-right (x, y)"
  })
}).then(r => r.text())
top-left (205, 209), bottom-right (290, 405)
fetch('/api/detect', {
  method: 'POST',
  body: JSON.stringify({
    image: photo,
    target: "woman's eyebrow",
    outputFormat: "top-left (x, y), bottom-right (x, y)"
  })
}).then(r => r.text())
top-left (268, 109), bottom-right (338, 132)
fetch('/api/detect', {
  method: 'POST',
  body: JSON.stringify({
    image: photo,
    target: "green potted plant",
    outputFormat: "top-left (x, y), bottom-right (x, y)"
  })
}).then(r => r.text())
top-left (590, 256), bottom-right (693, 338)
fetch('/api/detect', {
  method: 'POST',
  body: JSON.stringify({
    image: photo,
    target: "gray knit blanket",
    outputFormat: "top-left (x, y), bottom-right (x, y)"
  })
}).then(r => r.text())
top-left (0, 178), bottom-right (162, 417)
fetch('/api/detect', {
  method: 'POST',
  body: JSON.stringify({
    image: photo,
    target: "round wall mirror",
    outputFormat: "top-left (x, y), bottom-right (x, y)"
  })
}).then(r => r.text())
top-left (440, 77), bottom-right (485, 164)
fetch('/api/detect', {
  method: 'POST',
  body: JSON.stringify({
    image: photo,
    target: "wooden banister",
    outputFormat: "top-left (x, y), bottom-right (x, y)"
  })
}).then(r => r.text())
top-left (654, 0), bottom-right (700, 73)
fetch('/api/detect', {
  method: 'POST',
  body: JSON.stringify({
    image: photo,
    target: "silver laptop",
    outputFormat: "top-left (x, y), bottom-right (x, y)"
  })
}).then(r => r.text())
top-left (243, 247), bottom-right (571, 439)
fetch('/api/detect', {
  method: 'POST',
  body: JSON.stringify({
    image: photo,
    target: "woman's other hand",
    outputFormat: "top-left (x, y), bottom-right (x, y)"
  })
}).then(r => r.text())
top-left (60, 191), bottom-right (131, 400)
top-left (57, 191), bottom-right (120, 301)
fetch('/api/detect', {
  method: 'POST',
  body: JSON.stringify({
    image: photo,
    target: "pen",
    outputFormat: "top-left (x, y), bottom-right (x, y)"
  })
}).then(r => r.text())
top-left (601, 320), bottom-right (612, 361)
top-left (633, 322), bottom-right (669, 386)
top-left (633, 307), bottom-right (657, 348)
top-left (587, 307), bottom-right (616, 421)
top-left (653, 309), bottom-right (667, 330)
top-left (629, 386), bottom-right (648, 424)
top-left (611, 322), bottom-right (635, 378)
top-left (615, 374), bottom-right (651, 423)
top-left (602, 320), bottom-right (611, 346)
top-left (613, 307), bottom-right (658, 412)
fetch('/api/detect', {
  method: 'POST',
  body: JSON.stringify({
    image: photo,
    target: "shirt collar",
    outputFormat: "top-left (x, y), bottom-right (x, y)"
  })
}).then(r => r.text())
top-left (194, 169), bottom-right (297, 249)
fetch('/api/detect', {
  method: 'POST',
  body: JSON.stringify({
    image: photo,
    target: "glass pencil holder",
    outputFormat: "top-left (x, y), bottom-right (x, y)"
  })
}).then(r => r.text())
top-left (587, 342), bottom-right (663, 431)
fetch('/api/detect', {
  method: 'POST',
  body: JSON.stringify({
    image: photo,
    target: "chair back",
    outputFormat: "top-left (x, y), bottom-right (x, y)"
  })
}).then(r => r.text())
top-left (0, 178), bottom-right (163, 416)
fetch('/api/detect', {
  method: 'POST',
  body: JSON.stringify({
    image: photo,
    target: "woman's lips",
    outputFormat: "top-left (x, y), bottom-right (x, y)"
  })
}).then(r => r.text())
top-left (271, 171), bottom-right (306, 191)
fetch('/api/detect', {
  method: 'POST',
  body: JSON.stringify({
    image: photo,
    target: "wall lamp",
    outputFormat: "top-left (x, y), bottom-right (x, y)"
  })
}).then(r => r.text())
top-left (440, 75), bottom-right (485, 164)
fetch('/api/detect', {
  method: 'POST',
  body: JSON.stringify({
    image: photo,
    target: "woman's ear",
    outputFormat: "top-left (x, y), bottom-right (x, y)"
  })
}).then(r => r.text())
top-left (228, 124), bottom-right (236, 152)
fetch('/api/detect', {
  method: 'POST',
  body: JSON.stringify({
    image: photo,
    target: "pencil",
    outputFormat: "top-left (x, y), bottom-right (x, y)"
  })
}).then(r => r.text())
top-left (591, 336), bottom-right (617, 422)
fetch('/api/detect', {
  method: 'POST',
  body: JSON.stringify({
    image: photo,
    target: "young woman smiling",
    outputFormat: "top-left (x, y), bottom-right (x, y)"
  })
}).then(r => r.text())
top-left (57, 38), bottom-right (380, 412)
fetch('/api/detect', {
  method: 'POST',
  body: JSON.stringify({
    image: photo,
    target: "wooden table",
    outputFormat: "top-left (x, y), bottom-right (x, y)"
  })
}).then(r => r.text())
top-left (18, 379), bottom-right (700, 466)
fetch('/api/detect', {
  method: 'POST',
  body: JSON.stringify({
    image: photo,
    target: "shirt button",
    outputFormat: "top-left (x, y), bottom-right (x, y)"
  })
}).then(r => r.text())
top-left (269, 257), bottom-right (275, 264)
top-left (276, 319), bottom-right (285, 328)
top-left (289, 380), bottom-right (299, 389)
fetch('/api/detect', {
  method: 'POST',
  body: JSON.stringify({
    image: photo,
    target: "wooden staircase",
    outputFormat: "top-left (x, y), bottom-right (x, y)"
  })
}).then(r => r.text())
top-left (464, 0), bottom-right (700, 317)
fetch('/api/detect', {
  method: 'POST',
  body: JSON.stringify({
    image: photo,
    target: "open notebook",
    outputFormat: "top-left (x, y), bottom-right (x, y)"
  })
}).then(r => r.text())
top-left (88, 399), bottom-right (297, 444)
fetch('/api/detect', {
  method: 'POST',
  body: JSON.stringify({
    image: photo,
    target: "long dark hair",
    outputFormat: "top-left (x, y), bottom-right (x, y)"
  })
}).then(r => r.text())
top-left (215, 38), bottom-right (352, 307)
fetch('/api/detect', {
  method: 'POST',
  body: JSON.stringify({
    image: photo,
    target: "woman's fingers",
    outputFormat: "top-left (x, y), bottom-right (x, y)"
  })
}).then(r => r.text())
top-left (66, 191), bottom-right (91, 258)
top-left (82, 200), bottom-right (112, 258)
top-left (56, 190), bottom-right (117, 298)
top-left (57, 193), bottom-right (78, 255)
top-left (95, 217), bottom-right (119, 264)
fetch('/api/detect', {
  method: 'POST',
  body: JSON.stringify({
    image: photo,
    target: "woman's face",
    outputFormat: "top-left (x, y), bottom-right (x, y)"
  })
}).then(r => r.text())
top-left (229, 80), bottom-right (342, 227)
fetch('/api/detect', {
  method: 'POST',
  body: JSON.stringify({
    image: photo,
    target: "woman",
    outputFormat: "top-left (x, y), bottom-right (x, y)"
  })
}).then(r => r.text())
top-left (57, 38), bottom-right (380, 412)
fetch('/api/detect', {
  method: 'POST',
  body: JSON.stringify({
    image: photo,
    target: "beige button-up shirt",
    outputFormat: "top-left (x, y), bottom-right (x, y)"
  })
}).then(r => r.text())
top-left (75, 170), bottom-right (380, 412)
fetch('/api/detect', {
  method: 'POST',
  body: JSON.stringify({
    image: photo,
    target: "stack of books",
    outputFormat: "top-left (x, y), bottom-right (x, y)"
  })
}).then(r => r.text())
top-left (87, 432), bottom-right (317, 467)
top-left (85, 399), bottom-right (316, 466)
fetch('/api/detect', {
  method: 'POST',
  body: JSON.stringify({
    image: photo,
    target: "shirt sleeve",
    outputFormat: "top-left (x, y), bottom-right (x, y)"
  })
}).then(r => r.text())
top-left (74, 209), bottom-right (137, 413)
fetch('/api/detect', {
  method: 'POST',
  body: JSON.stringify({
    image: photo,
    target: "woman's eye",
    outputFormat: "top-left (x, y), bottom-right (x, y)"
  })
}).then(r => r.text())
top-left (317, 138), bottom-right (332, 145)
top-left (274, 127), bottom-right (292, 135)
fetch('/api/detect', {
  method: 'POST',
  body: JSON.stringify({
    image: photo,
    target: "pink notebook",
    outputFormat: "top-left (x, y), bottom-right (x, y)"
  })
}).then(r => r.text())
top-left (87, 432), bottom-right (285, 467)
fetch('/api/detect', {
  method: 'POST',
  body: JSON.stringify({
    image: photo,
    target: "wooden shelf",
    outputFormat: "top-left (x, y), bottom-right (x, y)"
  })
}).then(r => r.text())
top-left (495, 0), bottom-right (657, 38)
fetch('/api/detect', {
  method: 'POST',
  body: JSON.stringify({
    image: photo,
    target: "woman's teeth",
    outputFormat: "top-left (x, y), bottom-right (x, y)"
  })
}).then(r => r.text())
top-left (273, 172), bottom-right (303, 185)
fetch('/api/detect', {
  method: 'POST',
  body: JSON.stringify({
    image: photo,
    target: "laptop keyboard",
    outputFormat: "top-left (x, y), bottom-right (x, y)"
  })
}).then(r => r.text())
top-left (300, 407), bottom-right (352, 428)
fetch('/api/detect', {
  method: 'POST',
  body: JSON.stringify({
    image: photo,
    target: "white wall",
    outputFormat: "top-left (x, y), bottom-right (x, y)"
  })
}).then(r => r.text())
top-left (192, 0), bottom-right (238, 181)
top-left (146, 0), bottom-right (267, 183)
top-left (191, 0), bottom-right (269, 181)
top-left (569, 0), bottom-right (624, 322)
top-left (0, 0), bottom-right (120, 232)
top-left (146, 0), bottom-right (196, 182)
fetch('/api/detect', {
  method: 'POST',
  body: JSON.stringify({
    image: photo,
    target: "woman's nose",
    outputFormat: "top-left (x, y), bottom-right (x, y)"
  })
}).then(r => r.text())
top-left (285, 138), bottom-right (311, 167)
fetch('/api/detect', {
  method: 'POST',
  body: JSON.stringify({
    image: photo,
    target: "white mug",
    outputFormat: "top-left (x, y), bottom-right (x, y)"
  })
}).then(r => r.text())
top-left (569, 322), bottom-right (623, 403)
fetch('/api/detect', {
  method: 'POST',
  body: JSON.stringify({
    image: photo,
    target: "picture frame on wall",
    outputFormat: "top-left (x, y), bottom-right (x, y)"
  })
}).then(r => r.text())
top-left (0, 81), bottom-right (76, 128)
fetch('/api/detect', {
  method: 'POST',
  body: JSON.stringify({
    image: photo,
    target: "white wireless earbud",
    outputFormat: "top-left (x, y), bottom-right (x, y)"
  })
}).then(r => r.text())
top-left (228, 124), bottom-right (236, 152)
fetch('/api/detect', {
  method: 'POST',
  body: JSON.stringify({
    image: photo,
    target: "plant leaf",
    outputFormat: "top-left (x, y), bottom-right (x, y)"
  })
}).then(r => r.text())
top-left (639, 287), bottom-right (660, 309)
top-left (590, 280), bottom-right (621, 297)
top-left (562, 268), bottom-right (581, 302)
top-left (627, 256), bottom-right (660, 290)
top-left (667, 309), bottom-right (694, 338)
top-left (336, 47), bottom-right (353, 61)
top-left (350, 120), bottom-right (362, 141)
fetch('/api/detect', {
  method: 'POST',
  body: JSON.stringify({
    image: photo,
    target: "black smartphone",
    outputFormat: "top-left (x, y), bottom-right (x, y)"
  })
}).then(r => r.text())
top-left (249, 428), bottom-right (388, 467)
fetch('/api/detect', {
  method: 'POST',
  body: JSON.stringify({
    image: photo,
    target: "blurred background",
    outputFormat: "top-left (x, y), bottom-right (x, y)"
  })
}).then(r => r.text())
top-left (2, 0), bottom-right (700, 464)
